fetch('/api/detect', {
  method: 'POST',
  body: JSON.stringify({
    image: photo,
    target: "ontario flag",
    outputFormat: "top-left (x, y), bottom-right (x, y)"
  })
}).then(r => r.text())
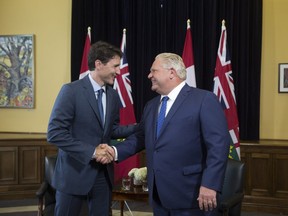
top-left (113, 29), bottom-right (140, 183)
top-left (79, 27), bottom-right (91, 79)
top-left (182, 19), bottom-right (196, 87)
top-left (213, 20), bottom-right (240, 160)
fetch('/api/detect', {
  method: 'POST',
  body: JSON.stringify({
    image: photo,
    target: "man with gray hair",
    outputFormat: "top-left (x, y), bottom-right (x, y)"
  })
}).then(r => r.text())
top-left (99, 52), bottom-right (230, 216)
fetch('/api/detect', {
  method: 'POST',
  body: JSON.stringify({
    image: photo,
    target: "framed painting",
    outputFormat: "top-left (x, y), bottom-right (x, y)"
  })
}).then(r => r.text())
top-left (279, 63), bottom-right (288, 93)
top-left (0, 34), bottom-right (34, 108)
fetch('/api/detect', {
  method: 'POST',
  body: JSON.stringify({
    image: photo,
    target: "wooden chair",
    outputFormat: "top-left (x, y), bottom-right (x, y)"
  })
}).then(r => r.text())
top-left (35, 154), bottom-right (96, 215)
top-left (35, 155), bottom-right (57, 216)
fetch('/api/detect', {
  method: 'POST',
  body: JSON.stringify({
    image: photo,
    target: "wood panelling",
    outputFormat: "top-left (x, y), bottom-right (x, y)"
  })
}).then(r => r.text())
top-left (251, 153), bottom-right (271, 196)
top-left (0, 147), bottom-right (18, 185)
top-left (241, 140), bottom-right (288, 214)
top-left (0, 133), bottom-right (57, 200)
top-left (274, 154), bottom-right (288, 198)
top-left (19, 147), bottom-right (41, 184)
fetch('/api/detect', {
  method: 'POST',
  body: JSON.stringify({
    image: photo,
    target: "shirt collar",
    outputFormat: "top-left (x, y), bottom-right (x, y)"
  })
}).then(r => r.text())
top-left (88, 73), bottom-right (105, 92)
top-left (161, 81), bottom-right (185, 101)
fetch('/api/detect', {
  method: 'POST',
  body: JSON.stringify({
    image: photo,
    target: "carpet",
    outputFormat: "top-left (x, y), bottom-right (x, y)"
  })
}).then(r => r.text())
top-left (0, 199), bottom-right (153, 216)
top-left (0, 199), bottom-right (284, 216)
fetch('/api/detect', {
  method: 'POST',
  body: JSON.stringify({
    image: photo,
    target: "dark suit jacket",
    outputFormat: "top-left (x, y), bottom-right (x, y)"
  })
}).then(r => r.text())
top-left (47, 75), bottom-right (136, 195)
top-left (116, 84), bottom-right (230, 209)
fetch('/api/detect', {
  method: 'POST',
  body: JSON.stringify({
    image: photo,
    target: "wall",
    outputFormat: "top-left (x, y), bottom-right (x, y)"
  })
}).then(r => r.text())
top-left (0, 0), bottom-right (287, 140)
top-left (260, 0), bottom-right (288, 139)
top-left (0, 0), bottom-right (71, 132)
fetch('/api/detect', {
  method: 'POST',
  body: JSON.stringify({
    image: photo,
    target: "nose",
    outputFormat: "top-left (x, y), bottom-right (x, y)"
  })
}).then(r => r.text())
top-left (116, 67), bottom-right (121, 75)
top-left (148, 72), bottom-right (152, 79)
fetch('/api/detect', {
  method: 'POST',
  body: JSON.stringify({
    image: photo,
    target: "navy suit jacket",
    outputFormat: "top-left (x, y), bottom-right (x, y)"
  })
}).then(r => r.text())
top-left (47, 75), bottom-right (136, 195)
top-left (116, 84), bottom-right (230, 209)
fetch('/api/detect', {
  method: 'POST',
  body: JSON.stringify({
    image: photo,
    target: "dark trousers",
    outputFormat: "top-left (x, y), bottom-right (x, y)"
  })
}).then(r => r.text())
top-left (152, 182), bottom-right (220, 216)
top-left (55, 169), bottom-right (111, 216)
top-left (153, 200), bottom-right (220, 216)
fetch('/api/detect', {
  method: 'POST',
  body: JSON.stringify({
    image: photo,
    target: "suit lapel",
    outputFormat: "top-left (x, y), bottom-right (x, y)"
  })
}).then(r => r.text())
top-left (103, 86), bottom-right (113, 133)
top-left (152, 96), bottom-right (161, 141)
top-left (156, 84), bottom-right (191, 139)
top-left (81, 76), bottom-right (104, 128)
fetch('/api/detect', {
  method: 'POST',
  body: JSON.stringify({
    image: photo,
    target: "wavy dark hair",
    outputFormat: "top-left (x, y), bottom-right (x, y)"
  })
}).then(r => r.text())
top-left (88, 41), bottom-right (122, 70)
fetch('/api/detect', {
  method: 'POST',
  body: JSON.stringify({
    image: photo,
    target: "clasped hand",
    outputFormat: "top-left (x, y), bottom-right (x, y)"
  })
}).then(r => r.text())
top-left (94, 144), bottom-right (115, 164)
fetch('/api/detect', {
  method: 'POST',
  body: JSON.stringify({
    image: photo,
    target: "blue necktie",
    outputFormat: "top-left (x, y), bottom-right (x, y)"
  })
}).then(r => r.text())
top-left (157, 96), bottom-right (169, 138)
top-left (97, 89), bottom-right (104, 125)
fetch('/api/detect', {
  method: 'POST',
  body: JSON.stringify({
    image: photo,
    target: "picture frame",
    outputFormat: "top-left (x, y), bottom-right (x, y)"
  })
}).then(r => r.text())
top-left (279, 63), bottom-right (288, 93)
top-left (0, 34), bottom-right (34, 108)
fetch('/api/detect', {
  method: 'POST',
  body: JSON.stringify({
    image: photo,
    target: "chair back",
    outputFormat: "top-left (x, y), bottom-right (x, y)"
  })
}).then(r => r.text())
top-left (45, 155), bottom-right (57, 185)
top-left (38, 154), bottom-right (88, 216)
top-left (219, 158), bottom-right (245, 216)
top-left (43, 155), bottom-right (57, 211)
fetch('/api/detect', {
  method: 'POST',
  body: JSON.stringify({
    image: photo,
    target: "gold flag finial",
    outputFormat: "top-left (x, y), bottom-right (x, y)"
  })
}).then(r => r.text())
top-left (187, 19), bottom-right (191, 28)
top-left (222, 20), bottom-right (225, 26)
top-left (87, 27), bottom-right (91, 38)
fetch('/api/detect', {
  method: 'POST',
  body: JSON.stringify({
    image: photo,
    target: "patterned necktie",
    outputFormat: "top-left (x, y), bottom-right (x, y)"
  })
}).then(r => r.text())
top-left (157, 96), bottom-right (169, 138)
top-left (97, 89), bottom-right (104, 125)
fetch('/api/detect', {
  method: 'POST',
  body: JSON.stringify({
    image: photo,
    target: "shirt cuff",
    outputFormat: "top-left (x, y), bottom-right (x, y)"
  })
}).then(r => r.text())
top-left (112, 146), bottom-right (118, 161)
top-left (92, 149), bottom-right (97, 160)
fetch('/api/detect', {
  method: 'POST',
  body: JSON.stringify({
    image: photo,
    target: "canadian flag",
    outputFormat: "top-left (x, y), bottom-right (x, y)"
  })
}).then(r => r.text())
top-left (113, 29), bottom-right (140, 183)
top-left (79, 27), bottom-right (91, 79)
top-left (182, 19), bottom-right (196, 87)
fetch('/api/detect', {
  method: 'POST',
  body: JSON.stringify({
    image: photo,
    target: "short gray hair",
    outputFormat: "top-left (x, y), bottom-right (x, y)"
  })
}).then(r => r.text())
top-left (155, 53), bottom-right (187, 80)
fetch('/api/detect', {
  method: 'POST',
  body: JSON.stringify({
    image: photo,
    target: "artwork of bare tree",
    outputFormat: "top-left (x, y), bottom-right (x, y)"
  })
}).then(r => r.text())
top-left (0, 35), bottom-right (34, 108)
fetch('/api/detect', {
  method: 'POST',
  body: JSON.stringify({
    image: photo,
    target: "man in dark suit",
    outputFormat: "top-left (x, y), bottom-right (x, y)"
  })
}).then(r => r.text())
top-left (47, 41), bottom-right (137, 216)
top-left (103, 53), bottom-right (230, 215)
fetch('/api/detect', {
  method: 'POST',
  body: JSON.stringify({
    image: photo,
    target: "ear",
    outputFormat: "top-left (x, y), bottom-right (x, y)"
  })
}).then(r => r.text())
top-left (95, 60), bottom-right (102, 70)
top-left (169, 68), bottom-right (177, 79)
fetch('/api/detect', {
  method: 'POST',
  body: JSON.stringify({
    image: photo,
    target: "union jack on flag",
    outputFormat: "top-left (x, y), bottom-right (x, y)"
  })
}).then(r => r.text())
top-left (213, 21), bottom-right (240, 160)
top-left (113, 29), bottom-right (140, 183)
top-left (113, 38), bottom-right (134, 118)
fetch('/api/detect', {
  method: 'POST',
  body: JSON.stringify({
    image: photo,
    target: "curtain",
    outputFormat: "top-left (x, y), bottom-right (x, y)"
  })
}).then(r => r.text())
top-left (71, 0), bottom-right (262, 140)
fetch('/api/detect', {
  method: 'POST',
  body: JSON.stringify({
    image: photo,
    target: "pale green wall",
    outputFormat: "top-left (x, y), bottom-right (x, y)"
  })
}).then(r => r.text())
top-left (0, 0), bottom-right (287, 140)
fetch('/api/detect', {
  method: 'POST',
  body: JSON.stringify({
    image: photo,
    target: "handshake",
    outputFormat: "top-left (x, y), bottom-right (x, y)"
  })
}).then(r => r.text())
top-left (93, 144), bottom-right (115, 164)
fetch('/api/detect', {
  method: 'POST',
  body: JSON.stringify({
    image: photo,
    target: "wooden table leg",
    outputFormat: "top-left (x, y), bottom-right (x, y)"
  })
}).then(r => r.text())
top-left (120, 200), bottom-right (124, 216)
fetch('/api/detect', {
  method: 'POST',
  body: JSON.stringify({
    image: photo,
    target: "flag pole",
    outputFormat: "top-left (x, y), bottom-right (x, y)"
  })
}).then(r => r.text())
top-left (187, 19), bottom-right (190, 28)
top-left (122, 29), bottom-right (126, 49)
top-left (113, 27), bottom-right (140, 183)
top-left (79, 27), bottom-right (91, 79)
top-left (182, 18), bottom-right (196, 87)
top-left (87, 26), bottom-right (91, 39)
top-left (213, 19), bottom-right (240, 160)
top-left (120, 28), bottom-right (126, 61)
